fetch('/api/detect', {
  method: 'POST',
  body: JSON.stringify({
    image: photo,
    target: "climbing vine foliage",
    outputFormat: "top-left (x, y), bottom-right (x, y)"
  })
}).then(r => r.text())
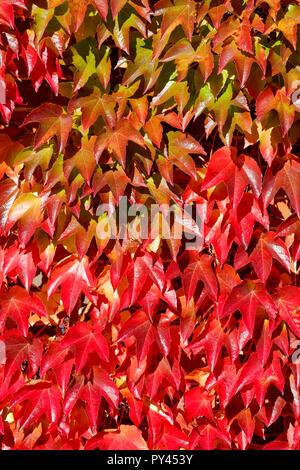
top-left (1, 0), bottom-right (300, 450)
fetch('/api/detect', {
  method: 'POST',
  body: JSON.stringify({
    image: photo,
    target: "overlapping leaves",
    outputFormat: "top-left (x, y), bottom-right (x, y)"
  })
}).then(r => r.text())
top-left (0, 0), bottom-right (300, 451)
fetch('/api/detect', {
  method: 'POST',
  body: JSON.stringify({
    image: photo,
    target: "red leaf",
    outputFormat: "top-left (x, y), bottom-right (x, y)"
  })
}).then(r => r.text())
top-left (47, 255), bottom-right (96, 314)
top-left (85, 424), bottom-right (148, 450)
top-left (159, 0), bottom-right (196, 42)
top-left (276, 286), bottom-right (300, 337)
top-left (10, 381), bottom-right (62, 428)
top-left (4, 330), bottom-right (43, 379)
top-left (222, 280), bottom-right (277, 334)
top-left (156, 422), bottom-right (189, 450)
top-left (184, 387), bottom-right (214, 422)
top-left (21, 104), bottom-right (73, 152)
top-left (117, 310), bottom-right (155, 365)
top-left (94, 118), bottom-right (145, 168)
top-left (59, 322), bottom-right (109, 372)
top-left (0, 286), bottom-right (47, 336)
top-left (275, 159), bottom-right (300, 219)
top-left (250, 232), bottom-right (290, 282)
top-left (182, 253), bottom-right (218, 303)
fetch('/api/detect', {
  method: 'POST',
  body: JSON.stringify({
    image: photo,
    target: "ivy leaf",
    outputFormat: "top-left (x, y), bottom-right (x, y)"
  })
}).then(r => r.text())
top-left (63, 136), bottom-right (97, 184)
top-left (146, 357), bottom-right (179, 398)
top-left (40, 341), bottom-right (71, 378)
top-left (85, 425), bottom-right (148, 450)
top-left (222, 280), bottom-right (277, 334)
top-left (0, 286), bottom-right (47, 337)
top-left (189, 318), bottom-right (226, 371)
top-left (202, 147), bottom-right (262, 208)
top-left (111, 0), bottom-right (127, 18)
top-left (184, 387), bottom-right (214, 422)
top-left (275, 159), bottom-right (300, 219)
top-left (92, 166), bottom-right (129, 204)
top-left (6, 193), bottom-right (42, 247)
top-left (71, 41), bottom-right (97, 92)
top-left (167, 131), bottom-right (206, 179)
top-left (157, 0), bottom-right (196, 42)
top-left (117, 310), bottom-right (156, 365)
top-left (21, 104), bottom-right (73, 153)
top-left (48, 0), bottom-right (108, 31)
top-left (156, 422), bottom-right (189, 449)
top-left (182, 253), bottom-right (218, 303)
top-left (112, 4), bottom-right (147, 54)
top-left (59, 322), bottom-right (109, 372)
top-left (250, 232), bottom-right (291, 282)
top-left (276, 287), bottom-right (300, 337)
top-left (94, 118), bottom-right (145, 168)
top-left (256, 86), bottom-right (295, 137)
top-left (122, 45), bottom-right (160, 90)
top-left (92, 366), bottom-right (119, 410)
top-left (10, 381), bottom-right (62, 428)
top-left (47, 255), bottom-right (96, 314)
top-left (0, 179), bottom-right (19, 232)
top-left (68, 90), bottom-right (115, 130)
top-left (0, 0), bottom-right (26, 29)
top-left (78, 367), bottom-right (119, 429)
top-left (4, 330), bottom-right (43, 379)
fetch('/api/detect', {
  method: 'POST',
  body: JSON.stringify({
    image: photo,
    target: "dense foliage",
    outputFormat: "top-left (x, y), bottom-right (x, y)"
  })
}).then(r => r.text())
top-left (0, 0), bottom-right (300, 450)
